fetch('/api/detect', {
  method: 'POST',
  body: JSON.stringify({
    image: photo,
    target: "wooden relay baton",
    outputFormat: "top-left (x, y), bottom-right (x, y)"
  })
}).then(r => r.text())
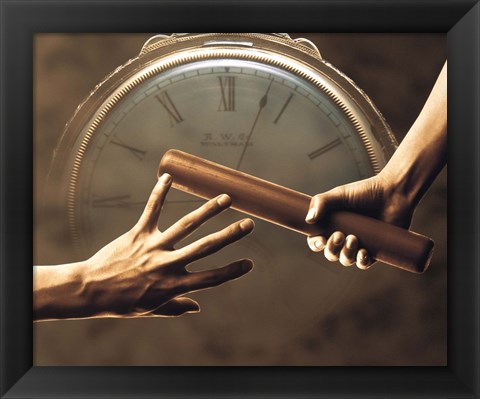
top-left (158, 149), bottom-right (434, 274)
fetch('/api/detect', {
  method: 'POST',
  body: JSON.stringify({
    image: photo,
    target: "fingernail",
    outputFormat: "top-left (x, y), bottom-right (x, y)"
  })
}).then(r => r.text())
top-left (305, 208), bottom-right (317, 223)
top-left (239, 219), bottom-right (255, 232)
top-left (241, 259), bottom-right (254, 273)
top-left (217, 194), bottom-right (231, 207)
top-left (314, 238), bottom-right (324, 249)
top-left (159, 173), bottom-right (171, 185)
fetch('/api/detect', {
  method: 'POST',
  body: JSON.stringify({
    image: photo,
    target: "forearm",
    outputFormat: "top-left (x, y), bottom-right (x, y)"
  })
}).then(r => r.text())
top-left (381, 61), bottom-right (447, 208)
top-left (33, 262), bottom-right (90, 321)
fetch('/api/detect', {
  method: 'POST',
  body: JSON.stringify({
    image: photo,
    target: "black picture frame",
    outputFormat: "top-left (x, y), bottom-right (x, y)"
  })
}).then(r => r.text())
top-left (1, 0), bottom-right (478, 397)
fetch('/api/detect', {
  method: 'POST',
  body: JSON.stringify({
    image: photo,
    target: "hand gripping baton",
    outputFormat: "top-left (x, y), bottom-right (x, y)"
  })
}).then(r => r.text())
top-left (158, 149), bottom-right (434, 273)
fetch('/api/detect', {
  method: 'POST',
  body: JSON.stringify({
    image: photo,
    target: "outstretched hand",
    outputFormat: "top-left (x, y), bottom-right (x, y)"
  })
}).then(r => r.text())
top-left (73, 173), bottom-right (254, 319)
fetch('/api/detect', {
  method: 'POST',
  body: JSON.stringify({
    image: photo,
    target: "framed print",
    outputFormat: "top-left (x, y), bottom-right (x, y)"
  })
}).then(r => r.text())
top-left (31, 32), bottom-right (447, 366)
top-left (1, 0), bottom-right (479, 398)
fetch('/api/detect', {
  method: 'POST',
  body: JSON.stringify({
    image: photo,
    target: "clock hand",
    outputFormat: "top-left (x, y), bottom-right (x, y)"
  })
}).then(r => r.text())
top-left (110, 137), bottom-right (147, 161)
top-left (235, 79), bottom-right (274, 170)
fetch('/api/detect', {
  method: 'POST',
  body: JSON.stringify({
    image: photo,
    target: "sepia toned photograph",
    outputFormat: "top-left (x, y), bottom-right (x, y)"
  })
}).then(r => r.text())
top-left (33, 33), bottom-right (447, 366)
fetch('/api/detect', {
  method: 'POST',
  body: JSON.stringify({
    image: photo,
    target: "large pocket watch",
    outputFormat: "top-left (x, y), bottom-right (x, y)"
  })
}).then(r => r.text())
top-left (48, 33), bottom-right (397, 335)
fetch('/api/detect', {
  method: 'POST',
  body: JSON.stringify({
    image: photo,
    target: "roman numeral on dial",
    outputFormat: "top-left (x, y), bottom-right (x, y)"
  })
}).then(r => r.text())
top-left (308, 138), bottom-right (342, 160)
top-left (218, 76), bottom-right (236, 111)
top-left (156, 91), bottom-right (184, 126)
top-left (110, 137), bottom-right (146, 160)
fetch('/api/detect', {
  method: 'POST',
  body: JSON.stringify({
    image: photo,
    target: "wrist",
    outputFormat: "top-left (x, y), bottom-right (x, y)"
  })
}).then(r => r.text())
top-left (367, 168), bottom-right (415, 229)
top-left (33, 261), bottom-right (91, 321)
top-left (379, 143), bottom-right (442, 211)
top-left (74, 258), bottom-right (113, 318)
top-left (376, 167), bottom-right (417, 212)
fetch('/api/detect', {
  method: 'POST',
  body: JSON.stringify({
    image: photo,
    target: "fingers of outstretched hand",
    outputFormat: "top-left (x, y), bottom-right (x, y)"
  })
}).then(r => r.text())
top-left (136, 174), bottom-right (172, 231)
top-left (150, 297), bottom-right (200, 317)
top-left (339, 235), bottom-right (358, 266)
top-left (182, 259), bottom-right (254, 292)
top-left (178, 218), bottom-right (255, 264)
top-left (162, 194), bottom-right (232, 246)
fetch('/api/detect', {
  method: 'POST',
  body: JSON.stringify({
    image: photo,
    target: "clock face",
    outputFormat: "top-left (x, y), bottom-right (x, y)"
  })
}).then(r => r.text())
top-left (54, 40), bottom-right (397, 347)
top-left (73, 59), bottom-right (378, 253)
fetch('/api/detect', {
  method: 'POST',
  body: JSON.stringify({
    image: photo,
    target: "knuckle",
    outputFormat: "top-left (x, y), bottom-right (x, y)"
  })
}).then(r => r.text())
top-left (130, 224), bottom-right (142, 236)
top-left (209, 198), bottom-right (223, 211)
top-left (145, 200), bottom-right (158, 214)
top-left (160, 277), bottom-right (181, 294)
top-left (223, 224), bottom-right (240, 238)
top-left (205, 273), bottom-right (220, 286)
top-left (179, 217), bottom-right (194, 231)
top-left (150, 187), bottom-right (163, 199)
top-left (332, 185), bottom-right (346, 197)
top-left (201, 236), bottom-right (217, 251)
top-left (193, 272), bottom-right (217, 289)
top-left (201, 199), bottom-right (220, 216)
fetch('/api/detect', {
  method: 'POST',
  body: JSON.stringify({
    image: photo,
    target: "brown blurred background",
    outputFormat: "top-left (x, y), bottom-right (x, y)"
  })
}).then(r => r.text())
top-left (33, 33), bottom-right (446, 365)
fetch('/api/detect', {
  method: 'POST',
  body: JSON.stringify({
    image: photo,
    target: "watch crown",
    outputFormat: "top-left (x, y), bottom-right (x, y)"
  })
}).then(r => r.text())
top-left (293, 37), bottom-right (322, 59)
top-left (139, 34), bottom-right (172, 55)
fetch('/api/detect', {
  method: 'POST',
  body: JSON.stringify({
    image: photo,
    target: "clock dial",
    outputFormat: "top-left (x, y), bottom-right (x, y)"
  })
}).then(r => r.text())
top-left (52, 34), bottom-right (397, 343)
top-left (74, 60), bottom-right (375, 253)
